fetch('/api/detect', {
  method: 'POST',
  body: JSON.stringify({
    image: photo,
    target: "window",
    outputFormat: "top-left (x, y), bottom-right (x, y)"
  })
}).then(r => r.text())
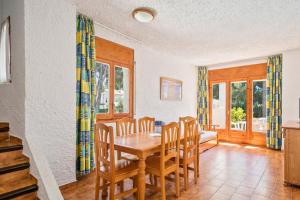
top-left (0, 17), bottom-right (11, 83)
top-left (212, 83), bottom-right (226, 129)
top-left (230, 81), bottom-right (247, 132)
top-left (252, 80), bottom-right (267, 132)
top-left (114, 66), bottom-right (129, 113)
top-left (95, 62), bottom-right (110, 114)
top-left (212, 84), bottom-right (219, 100)
top-left (95, 37), bottom-right (134, 121)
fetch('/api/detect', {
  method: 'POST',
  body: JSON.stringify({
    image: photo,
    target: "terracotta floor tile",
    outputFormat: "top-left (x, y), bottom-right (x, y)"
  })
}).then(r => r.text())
top-left (60, 143), bottom-right (300, 200)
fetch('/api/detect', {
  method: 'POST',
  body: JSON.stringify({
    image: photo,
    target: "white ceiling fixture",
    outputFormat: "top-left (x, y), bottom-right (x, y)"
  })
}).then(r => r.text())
top-left (133, 8), bottom-right (154, 23)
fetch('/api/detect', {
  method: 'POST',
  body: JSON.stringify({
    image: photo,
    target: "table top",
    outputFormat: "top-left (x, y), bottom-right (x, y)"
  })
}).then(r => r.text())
top-left (114, 133), bottom-right (162, 153)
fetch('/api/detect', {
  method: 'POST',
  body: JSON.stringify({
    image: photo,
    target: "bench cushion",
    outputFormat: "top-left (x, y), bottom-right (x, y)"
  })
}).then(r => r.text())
top-left (200, 131), bottom-right (217, 144)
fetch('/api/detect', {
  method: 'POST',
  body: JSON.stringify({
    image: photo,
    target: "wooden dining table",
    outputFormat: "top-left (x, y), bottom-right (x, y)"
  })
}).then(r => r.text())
top-left (113, 132), bottom-right (199, 200)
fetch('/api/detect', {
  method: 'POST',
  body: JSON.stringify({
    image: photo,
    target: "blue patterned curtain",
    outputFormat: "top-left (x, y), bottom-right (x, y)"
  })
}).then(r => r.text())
top-left (266, 55), bottom-right (282, 150)
top-left (76, 14), bottom-right (96, 177)
top-left (197, 66), bottom-right (208, 126)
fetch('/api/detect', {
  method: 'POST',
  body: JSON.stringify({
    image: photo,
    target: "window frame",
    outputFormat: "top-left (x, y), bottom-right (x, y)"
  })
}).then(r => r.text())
top-left (95, 58), bottom-right (134, 122)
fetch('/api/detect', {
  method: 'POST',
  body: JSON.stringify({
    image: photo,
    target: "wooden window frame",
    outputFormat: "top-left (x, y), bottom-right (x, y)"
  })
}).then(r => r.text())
top-left (95, 37), bottom-right (134, 122)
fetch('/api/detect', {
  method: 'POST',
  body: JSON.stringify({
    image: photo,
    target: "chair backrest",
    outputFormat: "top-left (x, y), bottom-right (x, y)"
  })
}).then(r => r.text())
top-left (160, 122), bottom-right (180, 170)
top-left (179, 116), bottom-right (196, 134)
top-left (116, 117), bottom-right (137, 136)
top-left (138, 116), bottom-right (155, 133)
top-left (183, 119), bottom-right (199, 158)
top-left (94, 123), bottom-right (115, 176)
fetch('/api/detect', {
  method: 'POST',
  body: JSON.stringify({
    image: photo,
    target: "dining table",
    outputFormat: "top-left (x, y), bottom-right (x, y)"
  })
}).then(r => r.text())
top-left (113, 132), bottom-right (199, 200)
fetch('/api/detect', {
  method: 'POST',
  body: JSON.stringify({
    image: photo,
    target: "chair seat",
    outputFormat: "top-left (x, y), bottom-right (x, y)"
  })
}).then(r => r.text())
top-left (121, 152), bottom-right (139, 161)
top-left (200, 131), bottom-right (217, 144)
top-left (100, 159), bottom-right (139, 180)
top-left (146, 155), bottom-right (176, 175)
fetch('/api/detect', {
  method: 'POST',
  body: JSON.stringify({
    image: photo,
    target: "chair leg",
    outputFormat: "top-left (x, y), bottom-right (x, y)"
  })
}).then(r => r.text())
top-left (110, 181), bottom-right (115, 200)
top-left (133, 176), bottom-right (138, 199)
top-left (175, 169), bottom-right (180, 197)
top-left (95, 175), bottom-right (100, 200)
top-left (119, 180), bottom-right (124, 193)
top-left (154, 175), bottom-right (158, 187)
top-left (160, 175), bottom-right (166, 200)
top-left (149, 174), bottom-right (154, 185)
top-left (197, 153), bottom-right (200, 178)
top-left (194, 158), bottom-right (197, 184)
top-left (183, 164), bottom-right (188, 191)
top-left (102, 179), bottom-right (108, 197)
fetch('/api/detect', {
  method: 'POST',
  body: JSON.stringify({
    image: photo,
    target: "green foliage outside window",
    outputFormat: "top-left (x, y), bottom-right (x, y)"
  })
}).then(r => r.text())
top-left (231, 107), bottom-right (246, 123)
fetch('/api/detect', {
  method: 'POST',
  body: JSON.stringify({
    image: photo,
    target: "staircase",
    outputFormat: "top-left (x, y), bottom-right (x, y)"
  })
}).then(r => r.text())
top-left (0, 123), bottom-right (38, 200)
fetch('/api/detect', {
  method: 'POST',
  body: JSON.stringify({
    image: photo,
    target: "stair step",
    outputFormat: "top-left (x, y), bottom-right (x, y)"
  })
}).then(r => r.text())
top-left (0, 173), bottom-right (38, 200)
top-left (0, 132), bottom-right (9, 141)
top-left (11, 191), bottom-right (37, 200)
top-left (0, 168), bottom-right (30, 183)
top-left (0, 155), bottom-right (30, 175)
top-left (0, 150), bottom-right (23, 162)
top-left (0, 136), bottom-right (22, 153)
top-left (0, 123), bottom-right (9, 132)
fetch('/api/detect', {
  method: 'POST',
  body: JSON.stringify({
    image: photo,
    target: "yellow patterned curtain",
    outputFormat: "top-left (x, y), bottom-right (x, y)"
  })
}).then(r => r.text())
top-left (266, 55), bottom-right (282, 150)
top-left (197, 66), bottom-right (208, 126)
top-left (76, 14), bottom-right (96, 177)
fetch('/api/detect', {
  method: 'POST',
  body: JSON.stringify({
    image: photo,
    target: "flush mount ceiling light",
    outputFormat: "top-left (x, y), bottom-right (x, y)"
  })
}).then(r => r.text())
top-left (133, 8), bottom-right (155, 23)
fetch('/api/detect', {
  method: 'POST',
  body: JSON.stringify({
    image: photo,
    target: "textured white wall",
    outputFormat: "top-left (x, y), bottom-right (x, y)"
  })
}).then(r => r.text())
top-left (0, 0), bottom-right (25, 139)
top-left (24, 0), bottom-right (76, 186)
top-left (94, 24), bottom-right (197, 123)
top-left (282, 49), bottom-right (300, 122)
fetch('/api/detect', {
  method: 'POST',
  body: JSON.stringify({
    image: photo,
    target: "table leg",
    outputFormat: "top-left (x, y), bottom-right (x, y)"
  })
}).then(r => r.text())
top-left (138, 157), bottom-right (146, 200)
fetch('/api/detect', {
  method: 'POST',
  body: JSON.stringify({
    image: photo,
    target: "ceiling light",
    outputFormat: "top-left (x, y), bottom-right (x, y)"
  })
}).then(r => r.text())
top-left (133, 8), bottom-right (154, 23)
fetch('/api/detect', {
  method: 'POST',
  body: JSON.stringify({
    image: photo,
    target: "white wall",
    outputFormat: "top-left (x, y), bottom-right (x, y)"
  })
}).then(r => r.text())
top-left (95, 24), bottom-right (197, 123)
top-left (24, 0), bottom-right (76, 186)
top-left (0, 0), bottom-right (25, 139)
top-left (282, 49), bottom-right (300, 122)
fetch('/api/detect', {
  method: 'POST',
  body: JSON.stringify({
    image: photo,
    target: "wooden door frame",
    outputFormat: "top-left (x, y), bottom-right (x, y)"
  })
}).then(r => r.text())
top-left (208, 63), bottom-right (267, 146)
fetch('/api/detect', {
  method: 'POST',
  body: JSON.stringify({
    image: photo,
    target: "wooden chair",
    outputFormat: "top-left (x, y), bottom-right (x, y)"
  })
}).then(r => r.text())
top-left (179, 116), bottom-right (196, 134)
top-left (145, 122), bottom-right (180, 200)
top-left (179, 116), bottom-right (200, 178)
top-left (116, 118), bottom-right (138, 161)
top-left (138, 116), bottom-right (155, 133)
top-left (94, 123), bottom-right (139, 200)
top-left (116, 117), bottom-right (137, 137)
top-left (180, 119), bottom-right (199, 190)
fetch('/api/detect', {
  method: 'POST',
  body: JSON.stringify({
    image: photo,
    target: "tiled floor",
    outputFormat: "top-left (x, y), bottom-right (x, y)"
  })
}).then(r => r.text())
top-left (61, 143), bottom-right (300, 199)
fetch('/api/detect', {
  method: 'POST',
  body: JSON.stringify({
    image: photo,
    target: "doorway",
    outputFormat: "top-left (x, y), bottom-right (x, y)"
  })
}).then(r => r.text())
top-left (208, 63), bottom-right (267, 146)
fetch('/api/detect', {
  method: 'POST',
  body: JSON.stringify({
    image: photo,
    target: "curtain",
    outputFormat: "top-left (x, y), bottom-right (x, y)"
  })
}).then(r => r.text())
top-left (76, 14), bottom-right (96, 177)
top-left (197, 66), bottom-right (208, 126)
top-left (266, 55), bottom-right (282, 150)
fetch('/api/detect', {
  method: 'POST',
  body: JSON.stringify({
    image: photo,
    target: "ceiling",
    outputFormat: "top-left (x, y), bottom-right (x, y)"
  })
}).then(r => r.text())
top-left (68, 0), bottom-right (300, 66)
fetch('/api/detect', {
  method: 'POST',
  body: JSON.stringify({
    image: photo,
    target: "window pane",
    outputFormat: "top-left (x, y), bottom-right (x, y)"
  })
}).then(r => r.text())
top-left (95, 62), bottom-right (110, 114)
top-left (230, 81), bottom-right (247, 131)
top-left (212, 83), bottom-right (226, 129)
top-left (0, 17), bottom-right (11, 83)
top-left (252, 80), bottom-right (267, 132)
top-left (114, 66), bottom-right (129, 113)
